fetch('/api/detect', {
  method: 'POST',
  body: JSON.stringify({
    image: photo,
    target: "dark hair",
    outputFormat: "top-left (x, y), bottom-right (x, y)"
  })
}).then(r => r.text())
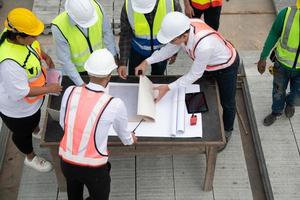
top-left (0, 30), bottom-right (29, 46)
top-left (180, 29), bottom-right (190, 37)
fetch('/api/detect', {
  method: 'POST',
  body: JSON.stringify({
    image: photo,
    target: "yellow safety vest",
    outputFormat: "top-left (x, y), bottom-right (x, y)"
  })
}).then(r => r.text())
top-left (0, 37), bottom-right (46, 104)
top-left (126, 0), bottom-right (174, 56)
top-left (52, 0), bottom-right (104, 72)
top-left (191, 0), bottom-right (222, 10)
top-left (276, 6), bottom-right (300, 69)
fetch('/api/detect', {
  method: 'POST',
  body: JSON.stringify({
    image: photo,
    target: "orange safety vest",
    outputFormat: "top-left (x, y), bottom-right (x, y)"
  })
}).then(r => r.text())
top-left (187, 19), bottom-right (236, 71)
top-left (59, 86), bottom-right (113, 167)
top-left (191, 0), bottom-right (222, 10)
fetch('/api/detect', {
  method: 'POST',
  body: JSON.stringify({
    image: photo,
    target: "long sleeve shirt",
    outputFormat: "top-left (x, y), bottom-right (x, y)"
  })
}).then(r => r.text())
top-left (260, 8), bottom-right (287, 60)
top-left (51, 2), bottom-right (117, 86)
top-left (146, 25), bottom-right (232, 90)
top-left (59, 82), bottom-right (134, 154)
top-left (119, 0), bottom-right (182, 66)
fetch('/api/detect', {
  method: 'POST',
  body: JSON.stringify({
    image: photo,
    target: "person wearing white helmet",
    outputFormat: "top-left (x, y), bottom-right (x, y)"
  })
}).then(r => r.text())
top-left (59, 48), bottom-right (137, 200)
top-left (51, 0), bottom-right (118, 86)
top-left (135, 12), bottom-right (240, 150)
top-left (118, 0), bottom-right (182, 79)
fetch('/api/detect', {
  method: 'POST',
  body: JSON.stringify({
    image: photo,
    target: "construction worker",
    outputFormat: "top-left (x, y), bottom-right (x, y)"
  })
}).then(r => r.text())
top-left (135, 12), bottom-right (240, 146)
top-left (0, 8), bottom-right (62, 172)
top-left (184, 0), bottom-right (222, 31)
top-left (257, 0), bottom-right (300, 126)
top-left (118, 0), bottom-right (182, 79)
top-left (51, 0), bottom-right (118, 86)
top-left (59, 49), bottom-right (138, 200)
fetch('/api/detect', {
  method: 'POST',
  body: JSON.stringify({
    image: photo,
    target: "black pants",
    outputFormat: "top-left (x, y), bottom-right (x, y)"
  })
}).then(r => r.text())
top-left (61, 159), bottom-right (111, 200)
top-left (204, 53), bottom-right (240, 132)
top-left (128, 47), bottom-right (168, 75)
top-left (0, 110), bottom-right (41, 154)
top-left (191, 4), bottom-right (222, 31)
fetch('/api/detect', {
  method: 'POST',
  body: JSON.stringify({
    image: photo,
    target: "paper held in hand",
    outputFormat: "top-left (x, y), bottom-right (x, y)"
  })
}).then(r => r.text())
top-left (46, 69), bottom-right (62, 96)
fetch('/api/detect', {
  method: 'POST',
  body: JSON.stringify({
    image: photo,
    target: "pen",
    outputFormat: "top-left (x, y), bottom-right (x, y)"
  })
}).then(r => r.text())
top-left (132, 119), bottom-right (144, 133)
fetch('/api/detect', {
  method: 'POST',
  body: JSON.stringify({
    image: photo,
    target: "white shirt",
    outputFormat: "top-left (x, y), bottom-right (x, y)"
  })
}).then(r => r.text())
top-left (51, 1), bottom-right (118, 86)
top-left (59, 82), bottom-right (134, 154)
top-left (0, 60), bottom-right (43, 118)
top-left (146, 25), bottom-right (231, 90)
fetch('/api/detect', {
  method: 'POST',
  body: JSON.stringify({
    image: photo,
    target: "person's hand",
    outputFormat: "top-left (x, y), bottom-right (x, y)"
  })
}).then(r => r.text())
top-left (131, 132), bottom-right (138, 144)
top-left (135, 60), bottom-right (148, 76)
top-left (118, 66), bottom-right (128, 80)
top-left (184, 3), bottom-right (194, 18)
top-left (153, 84), bottom-right (170, 103)
top-left (168, 54), bottom-right (177, 65)
top-left (46, 83), bottom-right (62, 94)
top-left (257, 59), bottom-right (267, 74)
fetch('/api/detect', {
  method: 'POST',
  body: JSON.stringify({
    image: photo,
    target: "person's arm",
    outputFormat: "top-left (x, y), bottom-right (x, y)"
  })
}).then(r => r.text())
top-left (174, 0), bottom-right (183, 12)
top-left (112, 98), bottom-right (136, 145)
top-left (119, 4), bottom-right (132, 66)
top-left (51, 25), bottom-right (84, 86)
top-left (260, 8), bottom-right (287, 60)
top-left (59, 86), bottom-right (74, 129)
top-left (183, 0), bottom-right (194, 18)
top-left (134, 43), bottom-right (181, 75)
top-left (101, 5), bottom-right (118, 57)
top-left (1, 60), bottom-right (61, 100)
top-left (169, 44), bottom-right (211, 90)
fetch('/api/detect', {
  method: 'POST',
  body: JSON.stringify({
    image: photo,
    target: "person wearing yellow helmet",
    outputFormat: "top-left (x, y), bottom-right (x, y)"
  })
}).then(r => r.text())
top-left (0, 8), bottom-right (62, 172)
top-left (257, 0), bottom-right (300, 126)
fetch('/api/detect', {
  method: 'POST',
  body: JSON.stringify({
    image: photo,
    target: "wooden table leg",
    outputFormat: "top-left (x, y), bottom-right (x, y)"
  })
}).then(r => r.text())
top-left (49, 147), bottom-right (66, 192)
top-left (203, 146), bottom-right (218, 191)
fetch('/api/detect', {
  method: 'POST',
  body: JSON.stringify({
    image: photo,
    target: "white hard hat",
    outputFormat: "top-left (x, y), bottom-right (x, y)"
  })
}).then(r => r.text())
top-left (157, 12), bottom-right (190, 44)
top-left (65, 0), bottom-right (98, 28)
top-left (131, 0), bottom-right (157, 14)
top-left (84, 49), bottom-right (117, 77)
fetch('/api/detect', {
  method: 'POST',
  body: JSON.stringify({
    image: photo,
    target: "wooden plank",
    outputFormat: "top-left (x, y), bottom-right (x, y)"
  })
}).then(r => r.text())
top-left (173, 155), bottom-right (214, 200)
top-left (213, 121), bottom-right (253, 200)
top-left (0, 135), bottom-right (24, 200)
top-left (136, 156), bottom-right (175, 200)
top-left (110, 157), bottom-right (135, 200)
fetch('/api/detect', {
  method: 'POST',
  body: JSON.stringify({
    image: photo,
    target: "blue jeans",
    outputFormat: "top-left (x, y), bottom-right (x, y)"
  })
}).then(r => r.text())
top-left (272, 61), bottom-right (300, 114)
top-left (204, 53), bottom-right (240, 131)
top-left (128, 48), bottom-right (168, 75)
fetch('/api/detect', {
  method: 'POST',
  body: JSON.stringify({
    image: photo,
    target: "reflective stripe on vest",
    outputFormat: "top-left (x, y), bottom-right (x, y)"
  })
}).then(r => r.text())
top-left (126, 0), bottom-right (174, 56)
top-left (191, 0), bottom-right (222, 10)
top-left (275, 7), bottom-right (300, 69)
top-left (189, 19), bottom-right (236, 71)
top-left (0, 38), bottom-right (46, 104)
top-left (59, 86), bottom-right (113, 167)
top-left (51, 0), bottom-right (104, 72)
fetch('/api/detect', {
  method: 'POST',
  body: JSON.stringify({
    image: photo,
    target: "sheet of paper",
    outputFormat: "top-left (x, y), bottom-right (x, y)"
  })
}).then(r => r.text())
top-left (107, 83), bottom-right (140, 122)
top-left (107, 83), bottom-right (202, 138)
top-left (137, 76), bottom-right (156, 121)
top-left (46, 68), bottom-right (62, 96)
top-left (176, 87), bottom-right (186, 135)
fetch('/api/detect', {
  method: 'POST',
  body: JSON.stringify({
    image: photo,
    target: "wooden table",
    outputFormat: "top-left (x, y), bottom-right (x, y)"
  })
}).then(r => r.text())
top-left (40, 75), bottom-right (225, 192)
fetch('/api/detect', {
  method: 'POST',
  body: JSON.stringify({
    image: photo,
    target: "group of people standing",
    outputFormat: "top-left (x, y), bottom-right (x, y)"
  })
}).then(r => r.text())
top-left (0, 0), bottom-right (299, 199)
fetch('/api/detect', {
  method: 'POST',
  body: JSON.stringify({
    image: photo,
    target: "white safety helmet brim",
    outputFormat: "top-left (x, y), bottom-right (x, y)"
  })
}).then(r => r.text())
top-left (131, 0), bottom-right (156, 14)
top-left (157, 12), bottom-right (190, 44)
top-left (65, 0), bottom-right (98, 28)
top-left (84, 49), bottom-right (117, 77)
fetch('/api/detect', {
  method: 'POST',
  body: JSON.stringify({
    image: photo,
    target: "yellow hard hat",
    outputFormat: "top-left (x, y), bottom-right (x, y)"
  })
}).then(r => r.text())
top-left (297, 0), bottom-right (300, 9)
top-left (4, 8), bottom-right (44, 36)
